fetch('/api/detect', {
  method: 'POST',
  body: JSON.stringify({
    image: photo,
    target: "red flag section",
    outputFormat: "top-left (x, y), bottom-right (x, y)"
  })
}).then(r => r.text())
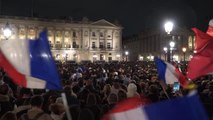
top-left (102, 95), bottom-right (150, 120)
top-left (187, 27), bottom-right (213, 80)
top-left (175, 68), bottom-right (188, 87)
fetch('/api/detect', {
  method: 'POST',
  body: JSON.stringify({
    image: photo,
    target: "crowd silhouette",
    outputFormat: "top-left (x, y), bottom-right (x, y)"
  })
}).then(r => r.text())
top-left (0, 61), bottom-right (213, 120)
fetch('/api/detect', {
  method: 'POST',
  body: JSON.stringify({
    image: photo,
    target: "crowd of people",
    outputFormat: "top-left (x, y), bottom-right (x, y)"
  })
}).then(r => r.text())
top-left (0, 61), bottom-right (213, 120)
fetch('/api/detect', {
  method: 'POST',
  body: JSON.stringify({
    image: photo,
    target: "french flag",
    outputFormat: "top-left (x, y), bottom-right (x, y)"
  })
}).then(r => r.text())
top-left (103, 92), bottom-right (208, 120)
top-left (154, 57), bottom-right (188, 87)
top-left (0, 30), bottom-right (62, 90)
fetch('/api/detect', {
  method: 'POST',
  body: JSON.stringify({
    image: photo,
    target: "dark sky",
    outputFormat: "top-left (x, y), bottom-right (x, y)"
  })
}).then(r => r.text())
top-left (1, 0), bottom-right (213, 36)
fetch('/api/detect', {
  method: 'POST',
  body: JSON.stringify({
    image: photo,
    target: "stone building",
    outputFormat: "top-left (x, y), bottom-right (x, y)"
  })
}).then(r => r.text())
top-left (0, 16), bottom-right (123, 62)
top-left (123, 27), bottom-right (195, 61)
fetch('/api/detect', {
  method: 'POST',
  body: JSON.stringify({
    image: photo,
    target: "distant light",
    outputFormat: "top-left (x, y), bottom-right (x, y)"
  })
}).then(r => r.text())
top-left (125, 51), bottom-right (129, 55)
top-left (93, 54), bottom-right (98, 58)
top-left (116, 54), bottom-right (121, 57)
top-left (164, 21), bottom-right (174, 34)
top-left (170, 41), bottom-right (175, 48)
top-left (150, 56), bottom-right (154, 60)
top-left (163, 47), bottom-right (168, 52)
top-left (182, 47), bottom-right (187, 52)
top-left (3, 28), bottom-right (12, 39)
top-left (139, 56), bottom-right (143, 61)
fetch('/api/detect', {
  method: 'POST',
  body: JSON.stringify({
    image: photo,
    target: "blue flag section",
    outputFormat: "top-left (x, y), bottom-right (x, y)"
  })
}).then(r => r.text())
top-left (29, 30), bottom-right (62, 90)
top-left (143, 93), bottom-right (208, 120)
top-left (154, 57), bottom-right (166, 82)
top-left (105, 92), bottom-right (209, 120)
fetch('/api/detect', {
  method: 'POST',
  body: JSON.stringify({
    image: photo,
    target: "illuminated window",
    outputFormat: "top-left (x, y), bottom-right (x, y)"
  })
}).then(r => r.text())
top-left (56, 31), bottom-right (61, 43)
top-left (19, 27), bottom-right (26, 39)
top-left (28, 28), bottom-right (35, 39)
top-left (64, 31), bottom-right (70, 43)
top-left (188, 36), bottom-right (193, 50)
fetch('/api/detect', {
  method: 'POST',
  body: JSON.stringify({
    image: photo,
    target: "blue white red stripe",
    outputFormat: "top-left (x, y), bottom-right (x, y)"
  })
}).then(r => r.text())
top-left (0, 31), bottom-right (61, 90)
top-left (104, 93), bottom-right (208, 120)
top-left (154, 57), bottom-right (188, 87)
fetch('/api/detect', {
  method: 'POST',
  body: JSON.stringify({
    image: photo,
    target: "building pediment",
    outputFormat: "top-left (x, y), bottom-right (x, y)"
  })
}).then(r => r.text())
top-left (91, 19), bottom-right (117, 27)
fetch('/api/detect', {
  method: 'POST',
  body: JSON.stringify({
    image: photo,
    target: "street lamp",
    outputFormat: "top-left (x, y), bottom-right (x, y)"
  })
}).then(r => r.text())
top-left (163, 47), bottom-right (168, 61)
top-left (169, 41), bottom-right (175, 62)
top-left (3, 22), bottom-right (12, 40)
top-left (164, 21), bottom-right (174, 34)
top-left (182, 47), bottom-right (186, 62)
top-left (125, 51), bottom-right (129, 61)
top-left (164, 21), bottom-right (174, 62)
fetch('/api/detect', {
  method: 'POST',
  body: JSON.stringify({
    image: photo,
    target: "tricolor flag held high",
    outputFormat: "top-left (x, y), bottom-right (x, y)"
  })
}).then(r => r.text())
top-left (154, 57), bottom-right (188, 87)
top-left (103, 92), bottom-right (208, 120)
top-left (0, 30), bottom-right (62, 90)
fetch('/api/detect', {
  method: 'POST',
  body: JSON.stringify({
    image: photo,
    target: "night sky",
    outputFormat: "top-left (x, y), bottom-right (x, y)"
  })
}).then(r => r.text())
top-left (1, 0), bottom-right (213, 36)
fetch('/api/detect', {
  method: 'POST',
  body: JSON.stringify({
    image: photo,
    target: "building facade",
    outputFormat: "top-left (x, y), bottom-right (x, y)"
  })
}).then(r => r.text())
top-left (0, 16), bottom-right (123, 62)
top-left (123, 27), bottom-right (195, 61)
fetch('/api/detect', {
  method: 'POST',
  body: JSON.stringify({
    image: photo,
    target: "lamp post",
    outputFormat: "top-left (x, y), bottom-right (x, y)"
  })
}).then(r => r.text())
top-left (182, 47), bottom-right (186, 62)
top-left (3, 22), bottom-right (12, 40)
top-left (164, 21), bottom-right (174, 62)
top-left (170, 41), bottom-right (175, 62)
top-left (125, 51), bottom-right (129, 61)
top-left (163, 47), bottom-right (168, 61)
top-left (164, 21), bottom-right (174, 34)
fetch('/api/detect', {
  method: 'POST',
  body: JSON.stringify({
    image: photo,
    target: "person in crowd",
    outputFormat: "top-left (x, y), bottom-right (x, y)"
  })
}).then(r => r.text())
top-left (49, 103), bottom-right (65, 120)
top-left (117, 90), bottom-right (127, 102)
top-left (127, 83), bottom-right (140, 98)
top-left (85, 93), bottom-right (102, 120)
top-left (63, 86), bottom-right (79, 107)
top-left (101, 84), bottom-right (111, 104)
top-left (0, 84), bottom-right (14, 116)
top-left (20, 95), bottom-right (52, 120)
top-left (0, 111), bottom-right (17, 120)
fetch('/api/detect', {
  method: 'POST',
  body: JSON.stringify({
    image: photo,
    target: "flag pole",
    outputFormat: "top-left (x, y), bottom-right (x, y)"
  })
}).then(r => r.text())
top-left (61, 93), bottom-right (72, 120)
top-left (159, 81), bottom-right (170, 100)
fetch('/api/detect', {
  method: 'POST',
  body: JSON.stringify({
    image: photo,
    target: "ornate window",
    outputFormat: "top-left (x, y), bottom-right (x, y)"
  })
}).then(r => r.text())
top-left (92, 32), bottom-right (96, 37)
top-left (99, 42), bottom-right (104, 48)
top-left (188, 36), bottom-right (193, 50)
top-left (19, 26), bottom-right (26, 39)
top-left (107, 42), bottom-right (111, 49)
top-left (100, 32), bottom-right (104, 37)
top-left (73, 31), bottom-right (76, 38)
top-left (28, 27), bottom-right (36, 39)
top-left (55, 31), bottom-right (62, 43)
top-left (64, 31), bottom-right (70, 43)
top-left (92, 42), bottom-right (96, 48)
